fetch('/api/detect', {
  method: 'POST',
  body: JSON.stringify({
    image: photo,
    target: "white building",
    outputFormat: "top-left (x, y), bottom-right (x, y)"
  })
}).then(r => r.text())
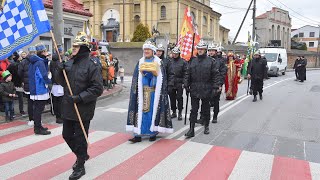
top-left (291, 25), bottom-right (320, 52)
top-left (255, 7), bottom-right (291, 50)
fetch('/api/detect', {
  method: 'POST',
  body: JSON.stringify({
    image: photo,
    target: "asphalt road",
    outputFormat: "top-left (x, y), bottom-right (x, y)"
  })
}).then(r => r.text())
top-left (89, 70), bottom-right (320, 163)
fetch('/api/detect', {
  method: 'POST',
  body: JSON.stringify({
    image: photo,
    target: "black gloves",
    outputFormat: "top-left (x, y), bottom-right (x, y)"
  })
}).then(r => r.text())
top-left (184, 86), bottom-right (190, 94)
top-left (57, 60), bottom-right (66, 70)
top-left (67, 95), bottom-right (82, 104)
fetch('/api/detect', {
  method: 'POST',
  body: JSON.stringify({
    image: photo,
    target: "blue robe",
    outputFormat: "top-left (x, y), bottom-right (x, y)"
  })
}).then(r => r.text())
top-left (126, 56), bottom-right (173, 135)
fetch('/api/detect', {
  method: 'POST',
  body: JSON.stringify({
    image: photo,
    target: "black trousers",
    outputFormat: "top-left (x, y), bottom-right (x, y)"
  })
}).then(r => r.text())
top-left (25, 94), bottom-right (34, 121)
top-left (169, 85), bottom-right (183, 112)
top-left (295, 68), bottom-right (298, 79)
top-left (33, 100), bottom-right (47, 130)
top-left (63, 120), bottom-right (90, 160)
top-left (211, 92), bottom-right (221, 117)
top-left (190, 98), bottom-right (210, 126)
top-left (251, 78), bottom-right (264, 96)
top-left (16, 91), bottom-right (24, 113)
top-left (52, 95), bottom-right (63, 118)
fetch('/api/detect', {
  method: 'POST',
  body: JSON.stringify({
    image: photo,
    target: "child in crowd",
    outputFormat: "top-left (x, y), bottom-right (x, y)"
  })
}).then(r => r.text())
top-left (119, 65), bottom-right (125, 83)
top-left (0, 71), bottom-right (16, 122)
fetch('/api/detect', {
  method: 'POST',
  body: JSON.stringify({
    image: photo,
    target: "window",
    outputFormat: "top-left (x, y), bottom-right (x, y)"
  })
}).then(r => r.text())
top-left (310, 32), bottom-right (315, 37)
top-left (309, 42), bottom-right (315, 47)
top-left (160, 6), bottom-right (166, 19)
top-left (134, 4), bottom-right (140, 12)
top-left (191, 11), bottom-right (196, 24)
top-left (299, 33), bottom-right (304, 37)
top-left (210, 19), bottom-right (213, 33)
top-left (203, 16), bottom-right (207, 26)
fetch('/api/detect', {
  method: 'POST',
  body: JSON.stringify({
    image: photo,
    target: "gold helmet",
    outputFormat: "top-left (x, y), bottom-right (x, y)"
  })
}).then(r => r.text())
top-left (73, 32), bottom-right (90, 47)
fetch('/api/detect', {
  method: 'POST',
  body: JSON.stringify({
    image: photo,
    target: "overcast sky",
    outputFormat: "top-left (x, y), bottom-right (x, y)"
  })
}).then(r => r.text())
top-left (210, 0), bottom-right (320, 42)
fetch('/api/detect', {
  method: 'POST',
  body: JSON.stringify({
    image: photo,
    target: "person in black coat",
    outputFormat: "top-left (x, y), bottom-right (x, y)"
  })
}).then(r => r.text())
top-left (18, 46), bottom-right (37, 126)
top-left (296, 56), bottom-right (307, 82)
top-left (184, 42), bottom-right (220, 137)
top-left (54, 32), bottom-right (103, 180)
top-left (167, 46), bottom-right (188, 120)
top-left (293, 56), bottom-right (300, 81)
top-left (247, 51), bottom-right (267, 102)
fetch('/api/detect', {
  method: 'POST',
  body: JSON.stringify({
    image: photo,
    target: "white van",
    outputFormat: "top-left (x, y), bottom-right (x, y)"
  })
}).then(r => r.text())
top-left (259, 48), bottom-right (288, 76)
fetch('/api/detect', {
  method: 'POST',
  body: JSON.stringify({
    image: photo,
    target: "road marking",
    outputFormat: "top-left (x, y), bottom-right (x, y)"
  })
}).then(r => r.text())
top-left (228, 151), bottom-right (274, 180)
top-left (304, 141), bottom-right (307, 160)
top-left (0, 124), bottom-right (30, 137)
top-left (102, 107), bottom-right (128, 113)
top-left (140, 142), bottom-right (212, 180)
top-left (271, 138), bottom-right (278, 153)
top-left (310, 162), bottom-right (320, 180)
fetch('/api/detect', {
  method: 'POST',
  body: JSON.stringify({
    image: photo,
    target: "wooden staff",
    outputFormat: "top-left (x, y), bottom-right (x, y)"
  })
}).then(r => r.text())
top-left (50, 30), bottom-right (89, 145)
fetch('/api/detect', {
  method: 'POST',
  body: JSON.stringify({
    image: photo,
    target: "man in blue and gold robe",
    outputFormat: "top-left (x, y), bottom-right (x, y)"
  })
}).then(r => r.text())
top-left (126, 41), bottom-right (173, 143)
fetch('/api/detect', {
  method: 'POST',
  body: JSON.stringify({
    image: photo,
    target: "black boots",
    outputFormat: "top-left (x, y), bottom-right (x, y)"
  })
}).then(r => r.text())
top-left (171, 111), bottom-right (177, 118)
top-left (185, 123), bottom-right (195, 138)
top-left (253, 95), bottom-right (257, 102)
top-left (259, 93), bottom-right (263, 100)
top-left (56, 118), bottom-right (63, 124)
top-left (128, 136), bottom-right (142, 143)
top-left (72, 155), bottom-right (89, 170)
top-left (69, 158), bottom-right (86, 180)
top-left (178, 111), bottom-right (182, 121)
top-left (204, 126), bottom-right (210, 134)
top-left (34, 128), bottom-right (51, 135)
top-left (149, 136), bottom-right (157, 142)
top-left (211, 115), bottom-right (217, 123)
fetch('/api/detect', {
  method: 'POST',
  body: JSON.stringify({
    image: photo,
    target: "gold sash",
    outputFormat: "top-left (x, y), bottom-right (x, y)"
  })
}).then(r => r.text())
top-left (140, 62), bottom-right (159, 77)
top-left (143, 86), bottom-right (155, 112)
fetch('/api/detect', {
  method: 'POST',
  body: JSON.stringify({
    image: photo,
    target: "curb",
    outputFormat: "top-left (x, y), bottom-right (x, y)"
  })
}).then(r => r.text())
top-left (0, 85), bottom-right (123, 124)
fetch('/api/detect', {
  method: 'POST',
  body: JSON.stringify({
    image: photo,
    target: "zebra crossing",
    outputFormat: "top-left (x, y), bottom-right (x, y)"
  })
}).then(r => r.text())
top-left (0, 121), bottom-right (320, 180)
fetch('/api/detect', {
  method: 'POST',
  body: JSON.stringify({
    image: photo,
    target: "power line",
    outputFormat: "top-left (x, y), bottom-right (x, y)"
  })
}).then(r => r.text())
top-left (266, 0), bottom-right (318, 26)
top-left (273, 0), bottom-right (320, 24)
top-left (210, 1), bottom-right (248, 10)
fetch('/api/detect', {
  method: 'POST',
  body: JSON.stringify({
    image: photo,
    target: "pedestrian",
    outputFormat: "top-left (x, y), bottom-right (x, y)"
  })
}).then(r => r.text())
top-left (0, 71), bottom-right (16, 121)
top-left (7, 52), bottom-right (26, 117)
top-left (184, 41), bottom-right (219, 137)
top-left (126, 40), bottom-right (173, 143)
top-left (18, 46), bottom-right (37, 126)
top-left (50, 46), bottom-right (64, 124)
top-left (107, 54), bottom-right (115, 89)
top-left (296, 56), bottom-right (307, 82)
top-left (167, 46), bottom-right (188, 121)
top-left (155, 44), bottom-right (170, 74)
top-left (118, 65), bottom-right (125, 83)
top-left (100, 55), bottom-right (109, 88)
top-left (90, 51), bottom-right (102, 69)
top-left (54, 32), bottom-right (103, 180)
top-left (225, 52), bottom-right (241, 100)
top-left (293, 56), bottom-right (300, 81)
top-left (208, 44), bottom-right (227, 123)
top-left (0, 57), bottom-right (11, 112)
top-left (247, 51), bottom-right (267, 102)
top-left (113, 56), bottom-right (119, 84)
top-left (28, 43), bottom-right (51, 135)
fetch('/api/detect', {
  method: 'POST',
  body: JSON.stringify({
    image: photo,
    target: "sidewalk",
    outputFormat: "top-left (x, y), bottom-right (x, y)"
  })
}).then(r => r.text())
top-left (0, 85), bottom-right (123, 124)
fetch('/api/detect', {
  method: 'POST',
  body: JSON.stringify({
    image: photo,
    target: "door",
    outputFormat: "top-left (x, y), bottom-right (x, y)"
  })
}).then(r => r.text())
top-left (106, 31), bottom-right (113, 42)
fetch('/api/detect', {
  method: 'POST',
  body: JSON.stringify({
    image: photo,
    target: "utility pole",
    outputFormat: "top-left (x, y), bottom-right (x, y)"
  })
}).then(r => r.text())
top-left (317, 25), bottom-right (320, 67)
top-left (53, 0), bottom-right (64, 50)
top-left (114, 0), bottom-right (134, 42)
top-left (252, 0), bottom-right (256, 41)
top-left (176, 0), bottom-right (179, 42)
top-left (232, 0), bottom-right (254, 44)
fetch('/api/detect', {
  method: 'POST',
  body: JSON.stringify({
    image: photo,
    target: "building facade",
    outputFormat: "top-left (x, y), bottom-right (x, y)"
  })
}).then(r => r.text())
top-left (81, 0), bottom-right (228, 43)
top-left (28, 0), bottom-right (91, 53)
top-left (255, 7), bottom-right (291, 50)
top-left (291, 25), bottom-right (320, 52)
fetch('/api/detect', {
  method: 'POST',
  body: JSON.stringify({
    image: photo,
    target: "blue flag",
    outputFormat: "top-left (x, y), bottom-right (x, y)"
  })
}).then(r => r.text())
top-left (0, 0), bottom-right (51, 60)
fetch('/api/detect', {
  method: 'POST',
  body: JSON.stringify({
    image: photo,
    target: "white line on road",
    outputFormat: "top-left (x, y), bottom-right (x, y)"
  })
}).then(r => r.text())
top-left (271, 138), bottom-right (278, 154)
top-left (303, 141), bottom-right (307, 161)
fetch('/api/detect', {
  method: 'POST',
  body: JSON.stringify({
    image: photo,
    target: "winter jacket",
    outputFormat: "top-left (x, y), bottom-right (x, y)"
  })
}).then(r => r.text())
top-left (28, 55), bottom-right (51, 96)
top-left (211, 55), bottom-right (227, 87)
top-left (184, 54), bottom-right (220, 99)
top-left (18, 58), bottom-right (30, 92)
top-left (101, 59), bottom-right (108, 81)
top-left (55, 51), bottom-right (104, 121)
top-left (7, 60), bottom-right (23, 87)
top-left (50, 54), bottom-right (63, 85)
top-left (168, 57), bottom-right (188, 88)
top-left (248, 57), bottom-right (267, 80)
top-left (0, 81), bottom-right (16, 102)
top-left (0, 59), bottom-right (10, 81)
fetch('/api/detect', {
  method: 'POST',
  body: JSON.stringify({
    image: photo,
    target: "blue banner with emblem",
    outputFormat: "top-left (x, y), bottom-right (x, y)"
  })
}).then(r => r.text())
top-left (0, 0), bottom-right (51, 60)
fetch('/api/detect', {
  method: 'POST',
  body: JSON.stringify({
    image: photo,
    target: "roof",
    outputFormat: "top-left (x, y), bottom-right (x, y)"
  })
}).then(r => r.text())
top-left (43, 0), bottom-right (92, 17)
top-left (256, 12), bottom-right (268, 19)
top-left (220, 25), bottom-right (230, 31)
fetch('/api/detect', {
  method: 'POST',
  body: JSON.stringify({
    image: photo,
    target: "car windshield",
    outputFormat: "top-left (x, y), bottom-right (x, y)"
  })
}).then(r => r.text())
top-left (263, 53), bottom-right (278, 62)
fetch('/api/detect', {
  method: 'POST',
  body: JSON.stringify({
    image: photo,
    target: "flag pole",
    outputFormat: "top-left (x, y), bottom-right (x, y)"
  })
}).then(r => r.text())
top-left (1, 0), bottom-right (5, 7)
top-left (50, 30), bottom-right (90, 145)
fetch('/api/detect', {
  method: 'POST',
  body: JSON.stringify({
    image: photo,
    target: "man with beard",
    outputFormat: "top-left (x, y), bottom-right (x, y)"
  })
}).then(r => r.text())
top-left (55, 32), bottom-right (103, 180)
top-left (247, 51), bottom-right (267, 102)
top-left (184, 41), bottom-right (219, 137)
top-left (167, 47), bottom-right (188, 120)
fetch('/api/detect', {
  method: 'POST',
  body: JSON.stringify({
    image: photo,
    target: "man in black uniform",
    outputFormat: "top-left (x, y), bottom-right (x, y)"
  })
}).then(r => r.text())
top-left (208, 44), bottom-right (227, 123)
top-left (247, 51), bottom-right (267, 102)
top-left (55, 32), bottom-right (103, 180)
top-left (156, 44), bottom-right (170, 73)
top-left (184, 42), bottom-right (219, 137)
top-left (168, 47), bottom-right (188, 120)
